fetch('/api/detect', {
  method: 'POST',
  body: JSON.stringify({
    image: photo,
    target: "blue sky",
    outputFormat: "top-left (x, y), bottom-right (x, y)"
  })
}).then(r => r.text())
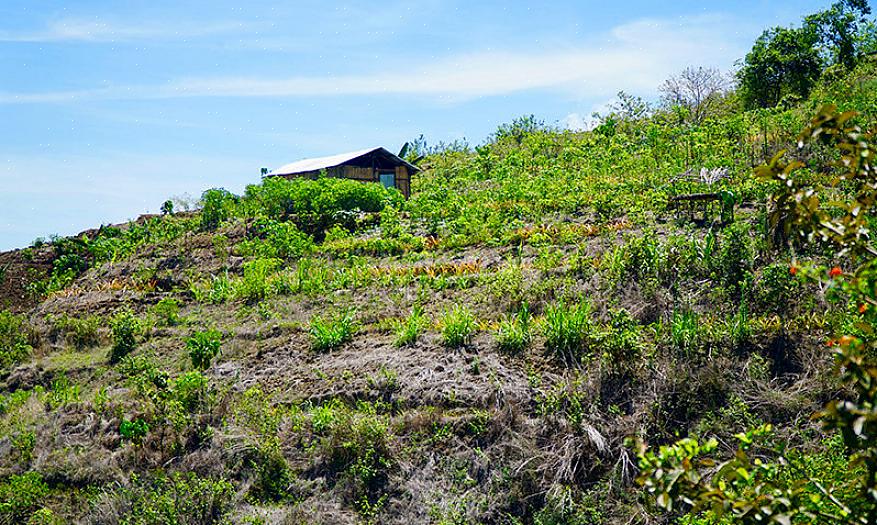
top-left (0, 0), bottom-right (832, 250)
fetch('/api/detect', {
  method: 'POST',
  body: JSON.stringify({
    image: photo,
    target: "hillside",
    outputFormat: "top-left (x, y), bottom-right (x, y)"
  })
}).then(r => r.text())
top-left (2, 56), bottom-right (877, 525)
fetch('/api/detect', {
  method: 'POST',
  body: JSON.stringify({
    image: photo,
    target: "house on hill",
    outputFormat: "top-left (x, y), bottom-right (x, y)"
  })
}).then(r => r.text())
top-left (267, 147), bottom-right (420, 198)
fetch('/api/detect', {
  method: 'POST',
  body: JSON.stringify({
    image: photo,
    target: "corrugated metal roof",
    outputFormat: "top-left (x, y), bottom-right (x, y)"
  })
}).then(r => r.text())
top-left (270, 147), bottom-right (419, 176)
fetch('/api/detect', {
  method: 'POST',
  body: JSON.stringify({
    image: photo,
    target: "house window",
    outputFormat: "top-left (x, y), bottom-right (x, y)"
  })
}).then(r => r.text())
top-left (379, 172), bottom-right (396, 189)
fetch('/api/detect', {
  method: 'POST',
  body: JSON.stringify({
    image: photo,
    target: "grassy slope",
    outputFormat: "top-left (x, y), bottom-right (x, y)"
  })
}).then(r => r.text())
top-left (1, 61), bottom-right (876, 524)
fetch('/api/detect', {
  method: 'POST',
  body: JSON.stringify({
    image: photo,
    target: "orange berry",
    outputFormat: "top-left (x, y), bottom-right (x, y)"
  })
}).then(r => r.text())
top-left (860, 304), bottom-right (869, 314)
top-left (829, 266), bottom-right (842, 278)
top-left (789, 266), bottom-right (798, 276)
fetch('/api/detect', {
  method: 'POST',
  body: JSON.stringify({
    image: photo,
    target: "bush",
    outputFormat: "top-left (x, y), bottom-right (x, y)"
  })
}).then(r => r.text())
top-left (0, 471), bottom-right (50, 524)
top-left (440, 304), bottom-right (475, 348)
top-left (242, 176), bottom-right (403, 233)
top-left (109, 472), bottom-right (234, 525)
top-left (239, 218), bottom-right (315, 259)
top-left (594, 308), bottom-right (642, 366)
top-left (495, 303), bottom-right (532, 354)
top-left (109, 309), bottom-right (142, 364)
top-left (0, 310), bottom-right (33, 371)
top-left (393, 306), bottom-right (427, 347)
top-left (186, 329), bottom-right (222, 370)
top-left (309, 311), bottom-right (357, 352)
top-left (234, 258), bottom-right (281, 303)
top-left (715, 221), bottom-right (754, 297)
top-left (120, 417), bottom-right (150, 445)
top-left (200, 188), bottom-right (239, 230)
top-left (152, 297), bottom-right (181, 326)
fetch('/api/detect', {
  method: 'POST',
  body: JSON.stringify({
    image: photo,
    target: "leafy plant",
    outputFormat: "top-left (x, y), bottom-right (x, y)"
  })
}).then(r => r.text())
top-left (120, 417), bottom-right (150, 445)
top-left (0, 310), bottom-right (32, 371)
top-left (152, 297), bottom-right (181, 326)
top-left (186, 329), bottom-right (222, 370)
top-left (440, 304), bottom-right (475, 348)
top-left (393, 306), bottom-right (427, 347)
top-left (309, 311), bottom-right (357, 352)
top-left (0, 471), bottom-right (50, 524)
top-left (109, 309), bottom-right (142, 364)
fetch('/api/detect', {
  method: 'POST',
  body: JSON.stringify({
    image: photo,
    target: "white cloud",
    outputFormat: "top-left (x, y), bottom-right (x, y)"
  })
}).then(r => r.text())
top-left (0, 17), bottom-right (248, 43)
top-left (0, 14), bottom-right (745, 104)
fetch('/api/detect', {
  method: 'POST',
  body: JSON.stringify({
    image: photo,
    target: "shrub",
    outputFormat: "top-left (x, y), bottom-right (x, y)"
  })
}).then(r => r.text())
top-left (152, 297), bottom-right (181, 326)
top-left (234, 258), bottom-right (281, 303)
top-left (120, 417), bottom-right (150, 445)
top-left (172, 371), bottom-right (211, 412)
top-left (495, 303), bottom-right (532, 354)
top-left (233, 388), bottom-right (293, 502)
top-left (594, 308), bottom-right (642, 366)
top-left (0, 471), bottom-right (50, 524)
top-left (0, 310), bottom-right (33, 371)
top-left (440, 304), bottom-right (475, 348)
top-left (238, 218), bottom-right (314, 259)
top-left (186, 329), bottom-right (222, 370)
top-left (393, 306), bottom-right (427, 347)
top-left (109, 309), bottom-right (142, 364)
top-left (160, 199), bottom-right (174, 215)
top-left (109, 472), bottom-right (234, 525)
top-left (715, 221), bottom-right (754, 297)
top-left (543, 300), bottom-right (593, 362)
top-left (309, 311), bottom-right (357, 352)
top-left (200, 188), bottom-right (239, 230)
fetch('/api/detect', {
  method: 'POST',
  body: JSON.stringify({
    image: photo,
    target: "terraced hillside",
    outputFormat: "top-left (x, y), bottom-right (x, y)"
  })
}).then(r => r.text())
top-left (2, 59), bottom-right (877, 525)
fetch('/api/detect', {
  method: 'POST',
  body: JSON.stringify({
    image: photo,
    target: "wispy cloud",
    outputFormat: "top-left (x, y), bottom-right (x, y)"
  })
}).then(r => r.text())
top-left (0, 17), bottom-right (249, 43)
top-left (0, 14), bottom-right (744, 104)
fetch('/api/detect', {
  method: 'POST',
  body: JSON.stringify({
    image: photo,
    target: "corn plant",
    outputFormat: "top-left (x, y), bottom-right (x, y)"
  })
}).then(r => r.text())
top-left (441, 304), bottom-right (475, 348)
top-left (309, 311), bottom-right (357, 352)
top-left (393, 306), bottom-right (427, 347)
top-left (495, 303), bottom-right (532, 354)
top-left (543, 300), bottom-right (593, 362)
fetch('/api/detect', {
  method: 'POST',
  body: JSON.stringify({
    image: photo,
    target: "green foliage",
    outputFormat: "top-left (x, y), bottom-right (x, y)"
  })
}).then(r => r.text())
top-left (440, 304), bottom-right (475, 348)
top-left (715, 221), bottom-right (754, 297)
top-left (309, 311), bottom-right (357, 352)
top-left (238, 218), bottom-right (315, 259)
top-left (49, 313), bottom-right (101, 349)
top-left (0, 310), bottom-right (32, 371)
top-left (234, 387), bottom-right (293, 502)
top-left (120, 417), bottom-right (150, 445)
top-left (543, 300), bottom-right (593, 362)
top-left (113, 472), bottom-right (234, 525)
top-left (594, 308), bottom-right (642, 367)
top-left (109, 309), bottom-right (142, 364)
top-left (738, 25), bottom-right (823, 109)
top-left (160, 199), bottom-right (174, 215)
top-left (234, 257), bottom-right (281, 302)
top-left (636, 106), bottom-right (877, 525)
top-left (151, 297), bottom-right (181, 326)
top-left (670, 309), bottom-right (701, 355)
top-left (495, 303), bottom-right (532, 354)
top-left (241, 175), bottom-right (402, 233)
top-left (185, 329), bottom-right (222, 370)
top-left (200, 188), bottom-right (239, 230)
top-left (0, 471), bottom-right (50, 524)
top-left (393, 306), bottom-right (427, 347)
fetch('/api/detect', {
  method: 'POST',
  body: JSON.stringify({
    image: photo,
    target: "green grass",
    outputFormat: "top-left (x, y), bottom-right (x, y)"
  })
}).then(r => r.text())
top-left (440, 305), bottom-right (475, 348)
top-left (309, 311), bottom-right (357, 352)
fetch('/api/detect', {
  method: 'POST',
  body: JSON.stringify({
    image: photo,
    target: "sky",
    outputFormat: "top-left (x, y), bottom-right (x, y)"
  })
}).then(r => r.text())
top-left (0, 0), bottom-right (834, 250)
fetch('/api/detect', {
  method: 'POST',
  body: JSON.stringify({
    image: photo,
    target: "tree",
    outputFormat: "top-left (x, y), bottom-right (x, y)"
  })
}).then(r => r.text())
top-left (737, 26), bottom-right (823, 109)
top-left (659, 66), bottom-right (730, 124)
top-left (805, 0), bottom-right (873, 69)
top-left (635, 105), bottom-right (877, 525)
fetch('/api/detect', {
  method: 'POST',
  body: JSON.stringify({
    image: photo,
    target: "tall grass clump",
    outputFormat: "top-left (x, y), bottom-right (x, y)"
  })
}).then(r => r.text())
top-left (543, 300), bottom-right (593, 362)
top-left (393, 306), bottom-right (427, 347)
top-left (441, 304), bottom-right (475, 348)
top-left (495, 303), bottom-right (532, 354)
top-left (670, 309), bottom-right (700, 354)
top-left (310, 311), bottom-right (357, 352)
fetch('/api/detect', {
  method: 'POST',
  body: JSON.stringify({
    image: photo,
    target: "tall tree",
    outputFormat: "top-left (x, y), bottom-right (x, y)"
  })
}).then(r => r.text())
top-left (737, 26), bottom-right (823, 109)
top-left (659, 66), bottom-right (730, 124)
top-left (805, 0), bottom-right (873, 69)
